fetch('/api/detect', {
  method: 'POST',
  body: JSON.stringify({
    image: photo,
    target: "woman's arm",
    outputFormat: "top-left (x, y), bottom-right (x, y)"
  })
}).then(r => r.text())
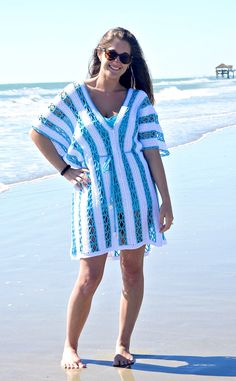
top-left (29, 129), bottom-right (69, 172)
top-left (29, 129), bottom-right (90, 189)
top-left (143, 148), bottom-right (173, 232)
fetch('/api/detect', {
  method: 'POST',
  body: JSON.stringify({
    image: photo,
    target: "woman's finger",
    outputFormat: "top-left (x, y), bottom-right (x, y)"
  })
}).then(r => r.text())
top-left (159, 215), bottom-right (174, 233)
top-left (160, 223), bottom-right (168, 233)
top-left (63, 167), bottom-right (91, 188)
top-left (73, 181), bottom-right (83, 190)
top-left (80, 174), bottom-right (91, 183)
top-left (75, 176), bottom-right (84, 182)
top-left (159, 209), bottom-right (165, 228)
top-left (78, 167), bottom-right (90, 176)
top-left (77, 170), bottom-right (91, 182)
top-left (75, 176), bottom-right (90, 187)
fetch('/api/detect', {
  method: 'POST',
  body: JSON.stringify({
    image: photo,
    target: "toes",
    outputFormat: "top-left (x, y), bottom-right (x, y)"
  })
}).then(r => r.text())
top-left (128, 357), bottom-right (135, 364)
top-left (61, 362), bottom-right (81, 370)
top-left (121, 361), bottom-right (130, 368)
top-left (61, 353), bottom-right (86, 370)
top-left (72, 362), bottom-right (80, 369)
top-left (70, 362), bottom-right (86, 370)
top-left (78, 361), bottom-right (86, 369)
top-left (113, 354), bottom-right (134, 368)
top-left (113, 354), bottom-right (121, 367)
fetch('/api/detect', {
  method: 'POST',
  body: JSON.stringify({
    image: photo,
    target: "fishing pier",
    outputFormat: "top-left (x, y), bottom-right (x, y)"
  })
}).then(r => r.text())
top-left (216, 63), bottom-right (235, 79)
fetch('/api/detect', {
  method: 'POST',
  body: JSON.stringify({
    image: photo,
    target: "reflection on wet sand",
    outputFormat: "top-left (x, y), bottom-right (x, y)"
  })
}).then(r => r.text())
top-left (66, 370), bottom-right (81, 381)
top-left (117, 368), bottom-right (136, 381)
top-left (66, 367), bottom-right (136, 381)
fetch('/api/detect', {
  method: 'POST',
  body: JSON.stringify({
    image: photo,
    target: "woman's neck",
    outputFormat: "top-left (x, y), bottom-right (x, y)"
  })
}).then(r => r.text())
top-left (87, 75), bottom-right (124, 93)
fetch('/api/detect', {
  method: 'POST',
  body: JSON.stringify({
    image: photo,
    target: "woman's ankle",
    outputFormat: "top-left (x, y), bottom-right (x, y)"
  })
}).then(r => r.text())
top-left (116, 339), bottom-right (130, 350)
top-left (63, 340), bottom-right (78, 351)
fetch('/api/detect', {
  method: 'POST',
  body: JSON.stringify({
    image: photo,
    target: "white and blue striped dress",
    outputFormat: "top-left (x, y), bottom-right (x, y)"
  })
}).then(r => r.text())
top-left (32, 82), bottom-right (169, 259)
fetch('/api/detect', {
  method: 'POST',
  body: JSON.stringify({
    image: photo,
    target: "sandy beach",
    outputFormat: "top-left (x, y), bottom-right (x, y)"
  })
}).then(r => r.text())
top-left (1, 126), bottom-right (236, 381)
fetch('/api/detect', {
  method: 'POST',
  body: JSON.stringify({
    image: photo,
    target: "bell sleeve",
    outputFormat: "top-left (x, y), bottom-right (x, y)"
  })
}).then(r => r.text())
top-left (31, 83), bottom-right (84, 168)
top-left (138, 95), bottom-right (169, 156)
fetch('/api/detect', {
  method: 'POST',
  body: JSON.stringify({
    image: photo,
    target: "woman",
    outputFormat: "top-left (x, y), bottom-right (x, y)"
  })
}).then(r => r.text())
top-left (30, 27), bottom-right (173, 369)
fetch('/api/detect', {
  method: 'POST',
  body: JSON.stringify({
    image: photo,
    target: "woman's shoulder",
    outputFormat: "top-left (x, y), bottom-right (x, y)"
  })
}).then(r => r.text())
top-left (134, 89), bottom-right (151, 105)
top-left (50, 82), bottom-right (84, 110)
top-left (61, 80), bottom-right (87, 95)
top-left (62, 81), bottom-right (81, 94)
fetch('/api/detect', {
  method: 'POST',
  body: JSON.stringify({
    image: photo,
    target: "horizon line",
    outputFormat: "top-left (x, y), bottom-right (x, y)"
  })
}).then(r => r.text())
top-left (0, 75), bottom-right (216, 86)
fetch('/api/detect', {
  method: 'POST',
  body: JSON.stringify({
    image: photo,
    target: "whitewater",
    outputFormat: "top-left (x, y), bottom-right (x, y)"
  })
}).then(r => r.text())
top-left (0, 76), bottom-right (236, 191)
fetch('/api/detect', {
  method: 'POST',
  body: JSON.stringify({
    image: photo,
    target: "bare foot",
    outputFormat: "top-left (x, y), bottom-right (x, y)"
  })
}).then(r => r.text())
top-left (113, 345), bottom-right (135, 367)
top-left (61, 347), bottom-right (86, 369)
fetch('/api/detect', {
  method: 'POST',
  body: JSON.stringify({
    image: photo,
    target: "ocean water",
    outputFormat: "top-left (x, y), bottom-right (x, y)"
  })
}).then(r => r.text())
top-left (0, 76), bottom-right (236, 191)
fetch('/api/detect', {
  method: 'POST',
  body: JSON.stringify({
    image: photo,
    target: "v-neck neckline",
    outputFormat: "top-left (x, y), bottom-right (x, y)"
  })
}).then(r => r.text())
top-left (81, 83), bottom-right (132, 129)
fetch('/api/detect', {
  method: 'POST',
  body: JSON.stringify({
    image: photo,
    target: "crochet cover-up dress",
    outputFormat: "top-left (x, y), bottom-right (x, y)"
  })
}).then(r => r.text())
top-left (32, 82), bottom-right (170, 259)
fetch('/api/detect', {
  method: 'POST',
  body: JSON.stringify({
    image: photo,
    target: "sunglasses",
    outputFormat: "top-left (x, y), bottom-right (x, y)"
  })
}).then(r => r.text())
top-left (101, 48), bottom-right (132, 64)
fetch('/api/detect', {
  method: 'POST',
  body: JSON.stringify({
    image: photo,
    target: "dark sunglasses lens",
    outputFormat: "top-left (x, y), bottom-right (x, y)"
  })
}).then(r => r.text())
top-left (105, 50), bottom-right (118, 61)
top-left (119, 53), bottom-right (131, 64)
top-left (105, 49), bottom-right (131, 64)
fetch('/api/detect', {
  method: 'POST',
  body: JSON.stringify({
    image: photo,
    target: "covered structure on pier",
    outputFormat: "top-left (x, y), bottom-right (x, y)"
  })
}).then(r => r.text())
top-left (216, 63), bottom-right (235, 78)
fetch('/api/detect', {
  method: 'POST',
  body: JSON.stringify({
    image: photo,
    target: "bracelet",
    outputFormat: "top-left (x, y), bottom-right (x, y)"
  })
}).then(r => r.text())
top-left (60, 164), bottom-right (71, 176)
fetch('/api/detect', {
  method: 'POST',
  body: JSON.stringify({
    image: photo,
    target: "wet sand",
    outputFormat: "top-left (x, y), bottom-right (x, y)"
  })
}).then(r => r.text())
top-left (1, 127), bottom-right (236, 380)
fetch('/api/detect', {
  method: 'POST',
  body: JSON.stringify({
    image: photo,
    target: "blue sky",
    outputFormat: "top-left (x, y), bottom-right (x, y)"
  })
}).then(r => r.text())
top-left (1, 0), bottom-right (236, 83)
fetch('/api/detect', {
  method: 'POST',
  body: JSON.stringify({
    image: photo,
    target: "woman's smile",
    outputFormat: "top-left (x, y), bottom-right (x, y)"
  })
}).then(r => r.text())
top-left (108, 63), bottom-right (122, 71)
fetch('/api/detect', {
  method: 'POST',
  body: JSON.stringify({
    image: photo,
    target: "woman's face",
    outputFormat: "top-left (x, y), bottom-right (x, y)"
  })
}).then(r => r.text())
top-left (98, 37), bottom-right (131, 79)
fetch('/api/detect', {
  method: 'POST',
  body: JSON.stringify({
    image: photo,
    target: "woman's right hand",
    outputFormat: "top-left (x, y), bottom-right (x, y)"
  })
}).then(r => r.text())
top-left (63, 167), bottom-right (91, 190)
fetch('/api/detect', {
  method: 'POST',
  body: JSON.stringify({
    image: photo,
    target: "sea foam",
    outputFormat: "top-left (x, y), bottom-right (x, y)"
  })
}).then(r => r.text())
top-left (0, 77), bottom-right (236, 187)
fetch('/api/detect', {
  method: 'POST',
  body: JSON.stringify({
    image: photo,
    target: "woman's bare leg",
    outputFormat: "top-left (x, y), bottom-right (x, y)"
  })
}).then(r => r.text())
top-left (113, 245), bottom-right (145, 367)
top-left (61, 253), bottom-right (108, 369)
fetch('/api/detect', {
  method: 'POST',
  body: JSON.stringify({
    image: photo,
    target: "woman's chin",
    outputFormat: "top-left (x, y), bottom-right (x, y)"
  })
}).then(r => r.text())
top-left (105, 67), bottom-right (123, 78)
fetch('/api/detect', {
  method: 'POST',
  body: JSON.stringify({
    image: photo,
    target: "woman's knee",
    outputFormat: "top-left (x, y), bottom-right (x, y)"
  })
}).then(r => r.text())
top-left (77, 272), bottom-right (102, 296)
top-left (120, 249), bottom-right (145, 288)
top-left (122, 265), bottom-right (144, 288)
top-left (75, 254), bottom-right (107, 296)
top-left (120, 245), bottom-right (144, 269)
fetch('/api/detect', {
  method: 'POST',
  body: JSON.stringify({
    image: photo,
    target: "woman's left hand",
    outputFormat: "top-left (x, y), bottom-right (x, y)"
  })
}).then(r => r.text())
top-left (159, 202), bottom-right (174, 233)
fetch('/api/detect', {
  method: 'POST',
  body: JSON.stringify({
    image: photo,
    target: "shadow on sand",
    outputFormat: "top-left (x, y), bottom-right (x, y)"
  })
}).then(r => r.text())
top-left (81, 354), bottom-right (236, 377)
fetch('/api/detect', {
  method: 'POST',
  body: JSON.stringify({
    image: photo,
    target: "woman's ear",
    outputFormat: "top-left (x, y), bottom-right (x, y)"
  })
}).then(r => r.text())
top-left (96, 48), bottom-right (102, 62)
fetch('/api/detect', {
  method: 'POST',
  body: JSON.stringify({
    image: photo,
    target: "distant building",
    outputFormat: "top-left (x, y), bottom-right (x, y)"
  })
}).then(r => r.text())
top-left (216, 63), bottom-right (235, 78)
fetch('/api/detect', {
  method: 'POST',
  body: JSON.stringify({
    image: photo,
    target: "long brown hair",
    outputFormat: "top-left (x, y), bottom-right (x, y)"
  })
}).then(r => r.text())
top-left (88, 27), bottom-right (155, 104)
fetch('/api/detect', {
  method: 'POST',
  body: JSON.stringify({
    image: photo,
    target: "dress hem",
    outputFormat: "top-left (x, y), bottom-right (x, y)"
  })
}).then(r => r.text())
top-left (70, 239), bottom-right (167, 260)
